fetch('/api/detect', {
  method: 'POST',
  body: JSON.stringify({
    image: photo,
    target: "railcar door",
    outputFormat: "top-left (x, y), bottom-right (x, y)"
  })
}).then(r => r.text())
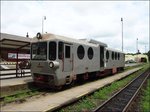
top-left (100, 46), bottom-right (104, 68)
top-left (64, 44), bottom-right (73, 72)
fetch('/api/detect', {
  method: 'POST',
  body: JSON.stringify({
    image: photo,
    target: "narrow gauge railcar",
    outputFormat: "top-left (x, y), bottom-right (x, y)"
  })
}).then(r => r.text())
top-left (30, 33), bottom-right (124, 89)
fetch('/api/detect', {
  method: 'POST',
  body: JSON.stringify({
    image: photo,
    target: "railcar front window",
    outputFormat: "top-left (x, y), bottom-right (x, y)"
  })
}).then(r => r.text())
top-left (31, 42), bottom-right (47, 60)
top-left (49, 42), bottom-right (56, 60)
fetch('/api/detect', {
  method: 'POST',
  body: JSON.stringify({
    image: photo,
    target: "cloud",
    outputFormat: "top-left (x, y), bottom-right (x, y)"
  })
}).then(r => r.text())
top-left (1, 1), bottom-right (149, 53)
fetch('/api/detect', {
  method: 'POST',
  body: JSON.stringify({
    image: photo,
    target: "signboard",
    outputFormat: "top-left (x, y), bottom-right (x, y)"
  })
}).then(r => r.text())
top-left (8, 53), bottom-right (30, 59)
top-left (8, 53), bottom-right (16, 59)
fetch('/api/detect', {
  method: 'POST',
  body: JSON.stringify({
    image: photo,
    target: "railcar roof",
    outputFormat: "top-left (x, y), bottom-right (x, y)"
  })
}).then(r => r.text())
top-left (80, 39), bottom-right (107, 47)
top-left (31, 33), bottom-right (107, 47)
top-left (106, 47), bottom-right (124, 53)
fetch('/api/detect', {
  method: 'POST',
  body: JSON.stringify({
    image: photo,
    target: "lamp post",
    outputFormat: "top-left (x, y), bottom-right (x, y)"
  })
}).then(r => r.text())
top-left (137, 38), bottom-right (138, 54)
top-left (42, 16), bottom-right (46, 34)
top-left (121, 18), bottom-right (123, 52)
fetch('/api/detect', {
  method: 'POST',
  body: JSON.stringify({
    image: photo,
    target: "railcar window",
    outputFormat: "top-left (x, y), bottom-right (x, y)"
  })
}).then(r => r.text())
top-left (58, 42), bottom-right (64, 59)
top-left (77, 45), bottom-right (85, 59)
top-left (65, 45), bottom-right (70, 58)
top-left (31, 42), bottom-right (47, 60)
top-left (112, 52), bottom-right (114, 60)
top-left (49, 42), bottom-right (56, 60)
top-left (118, 53), bottom-right (120, 60)
top-left (88, 47), bottom-right (94, 60)
top-left (106, 50), bottom-right (109, 59)
top-left (115, 52), bottom-right (117, 60)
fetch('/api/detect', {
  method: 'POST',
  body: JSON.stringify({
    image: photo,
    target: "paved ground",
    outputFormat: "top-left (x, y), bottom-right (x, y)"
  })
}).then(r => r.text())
top-left (0, 77), bottom-right (32, 87)
top-left (1, 67), bottom-right (142, 112)
top-left (125, 63), bottom-right (142, 67)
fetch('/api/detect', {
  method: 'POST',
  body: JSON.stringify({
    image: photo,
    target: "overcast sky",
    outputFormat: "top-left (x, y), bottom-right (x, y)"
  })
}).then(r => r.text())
top-left (1, 1), bottom-right (149, 53)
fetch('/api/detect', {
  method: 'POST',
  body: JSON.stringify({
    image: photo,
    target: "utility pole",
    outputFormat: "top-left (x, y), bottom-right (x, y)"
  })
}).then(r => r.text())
top-left (121, 18), bottom-right (123, 52)
top-left (145, 45), bottom-right (146, 53)
top-left (137, 38), bottom-right (138, 62)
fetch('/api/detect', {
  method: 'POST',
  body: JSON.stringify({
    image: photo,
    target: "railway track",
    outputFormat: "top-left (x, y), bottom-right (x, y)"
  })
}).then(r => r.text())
top-left (93, 69), bottom-right (150, 112)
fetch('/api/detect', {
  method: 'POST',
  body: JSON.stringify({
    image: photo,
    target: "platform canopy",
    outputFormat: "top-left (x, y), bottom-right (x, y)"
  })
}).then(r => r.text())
top-left (0, 33), bottom-right (31, 50)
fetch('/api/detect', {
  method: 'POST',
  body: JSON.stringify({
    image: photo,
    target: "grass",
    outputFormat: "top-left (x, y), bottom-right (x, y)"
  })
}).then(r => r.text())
top-left (59, 64), bottom-right (149, 112)
top-left (1, 86), bottom-right (36, 97)
top-left (140, 79), bottom-right (150, 112)
top-left (1, 84), bottom-right (55, 105)
top-left (1, 88), bottom-right (40, 105)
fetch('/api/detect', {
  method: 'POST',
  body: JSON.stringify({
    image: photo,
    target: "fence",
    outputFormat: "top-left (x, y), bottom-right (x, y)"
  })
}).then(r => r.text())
top-left (0, 67), bottom-right (31, 80)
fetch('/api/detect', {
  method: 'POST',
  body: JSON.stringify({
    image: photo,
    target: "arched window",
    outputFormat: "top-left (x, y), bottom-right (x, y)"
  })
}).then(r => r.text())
top-left (106, 50), bottom-right (109, 60)
top-left (88, 47), bottom-right (94, 60)
top-left (112, 52), bottom-right (114, 60)
top-left (77, 45), bottom-right (85, 59)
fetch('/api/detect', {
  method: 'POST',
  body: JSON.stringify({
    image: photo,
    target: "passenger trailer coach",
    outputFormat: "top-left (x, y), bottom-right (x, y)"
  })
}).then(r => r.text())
top-left (30, 33), bottom-right (125, 89)
top-left (105, 48), bottom-right (125, 75)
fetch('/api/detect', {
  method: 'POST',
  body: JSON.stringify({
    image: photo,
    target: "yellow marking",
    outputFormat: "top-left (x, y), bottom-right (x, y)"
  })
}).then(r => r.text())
top-left (76, 92), bottom-right (89, 98)
top-left (43, 104), bottom-right (60, 112)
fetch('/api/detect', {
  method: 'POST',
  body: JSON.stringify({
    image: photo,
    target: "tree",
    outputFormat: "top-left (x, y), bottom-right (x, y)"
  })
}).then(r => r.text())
top-left (147, 50), bottom-right (150, 62)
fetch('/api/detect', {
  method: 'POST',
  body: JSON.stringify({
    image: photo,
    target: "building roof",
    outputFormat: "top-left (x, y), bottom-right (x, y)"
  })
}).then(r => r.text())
top-left (0, 33), bottom-right (31, 50)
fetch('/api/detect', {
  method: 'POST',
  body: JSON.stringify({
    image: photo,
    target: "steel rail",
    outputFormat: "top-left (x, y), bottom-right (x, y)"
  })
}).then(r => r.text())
top-left (93, 69), bottom-right (150, 112)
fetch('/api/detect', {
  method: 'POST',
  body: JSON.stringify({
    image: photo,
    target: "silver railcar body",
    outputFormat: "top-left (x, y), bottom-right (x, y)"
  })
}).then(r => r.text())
top-left (30, 33), bottom-right (124, 87)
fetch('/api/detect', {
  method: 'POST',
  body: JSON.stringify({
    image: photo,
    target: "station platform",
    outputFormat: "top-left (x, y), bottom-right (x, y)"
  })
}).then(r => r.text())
top-left (125, 63), bottom-right (143, 67)
top-left (0, 76), bottom-right (32, 96)
top-left (0, 76), bottom-right (32, 87)
top-left (1, 67), bottom-right (142, 112)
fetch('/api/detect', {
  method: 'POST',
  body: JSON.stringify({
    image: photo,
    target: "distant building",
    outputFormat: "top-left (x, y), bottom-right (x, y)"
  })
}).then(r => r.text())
top-left (0, 33), bottom-right (31, 62)
top-left (125, 54), bottom-right (149, 63)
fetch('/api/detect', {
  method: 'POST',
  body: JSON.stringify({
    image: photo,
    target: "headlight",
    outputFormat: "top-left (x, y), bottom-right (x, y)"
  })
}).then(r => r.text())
top-left (49, 61), bottom-right (59, 68)
top-left (49, 62), bottom-right (54, 68)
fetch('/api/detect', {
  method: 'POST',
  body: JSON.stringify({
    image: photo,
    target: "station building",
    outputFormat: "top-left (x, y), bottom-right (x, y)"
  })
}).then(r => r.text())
top-left (0, 33), bottom-right (31, 62)
top-left (125, 54), bottom-right (149, 63)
